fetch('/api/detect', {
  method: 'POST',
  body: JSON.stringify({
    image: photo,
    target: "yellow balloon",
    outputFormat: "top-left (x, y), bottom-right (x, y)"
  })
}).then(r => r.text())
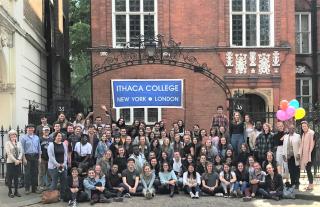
top-left (294, 108), bottom-right (306, 120)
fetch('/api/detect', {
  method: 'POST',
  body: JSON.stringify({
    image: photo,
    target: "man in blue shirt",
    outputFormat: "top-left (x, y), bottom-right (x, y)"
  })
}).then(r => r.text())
top-left (20, 124), bottom-right (41, 194)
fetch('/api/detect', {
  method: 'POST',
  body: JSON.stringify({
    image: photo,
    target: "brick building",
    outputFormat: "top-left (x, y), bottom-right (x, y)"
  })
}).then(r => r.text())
top-left (90, 0), bottom-right (296, 129)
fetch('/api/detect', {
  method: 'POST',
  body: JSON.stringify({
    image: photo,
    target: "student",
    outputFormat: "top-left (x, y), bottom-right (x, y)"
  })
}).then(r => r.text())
top-left (74, 134), bottom-right (92, 174)
top-left (234, 162), bottom-right (249, 197)
top-left (219, 163), bottom-right (237, 198)
top-left (105, 164), bottom-right (125, 201)
top-left (95, 133), bottom-right (108, 163)
top-left (201, 162), bottom-right (224, 196)
top-left (129, 145), bottom-right (146, 174)
top-left (83, 168), bottom-right (109, 205)
top-left (213, 154), bottom-right (223, 173)
top-left (196, 154), bottom-right (207, 175)
top-left (255, 123), bottom-right (273, 165)
top-left (183, 163), bottom-right (201, 199)
top-left (38, 126), bottom-right (50, 192)
top-left (172, 151), bottom-right (183, 186)
top-left (141, 163), bottom-right (156, 199)
top-left (262, 151), bottom-right (277, 173)
top-left (64, 167), bottom-right (89, 207)
top-left (243, 162), bottom-right (266, 201)
top-left (230, 111), bottom-right (245, 156)
top-left (159, 161), bottom-right (177, 197)
top-left (114, 146), bottom-right (127, 174)
top-left (258, 164), bottom-right (283, 201)
top-left (97, 150), bottom-right (113, 176)
top-left (119, 158), bottom-right (143, 197)
top-left (237, 143), bottom-right (250, 165)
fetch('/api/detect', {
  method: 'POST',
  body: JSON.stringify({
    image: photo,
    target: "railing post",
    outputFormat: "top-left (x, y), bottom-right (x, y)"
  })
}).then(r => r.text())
top-left (0, 125), bottom-right (5, 178)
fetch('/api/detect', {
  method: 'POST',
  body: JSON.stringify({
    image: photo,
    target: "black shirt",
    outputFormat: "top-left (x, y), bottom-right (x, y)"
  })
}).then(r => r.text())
top-left (40, 137), bottom-right (50, 161)
top-left (230, 122), bottom-right (244, 135)
top-left (53, 142), bottom-right (65, 164)
top-left (114, 156), bottom-right (127, 174)
top-left (122, 169), bottom-right (139, 187)
top-left (273, 131), bottom-right (285, 147)
top-left (107, 172), bottom-right (122, 188)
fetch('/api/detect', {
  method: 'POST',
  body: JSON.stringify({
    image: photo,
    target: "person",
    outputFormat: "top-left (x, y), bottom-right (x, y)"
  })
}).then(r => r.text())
top-left (141, 163), bottom-right (156, 199)
top-left (191, 125), bottom-right (200, 141)
top-left (213, 154), bottom-right (223, 173)
top-left (237, 143), bottom-right (250, 165)
top-left (162, 137), bottom-right (173, 160)
top-left (114, 146), bottom-right (127, 174)
top-left (20, 124), bottom-right (41, 194)
top-left (182, 134), bottom-right (194, 158)
top-left (93, 165), bottom-right (110, 202)
top-left (159, 161), bottom-right (177, 197)
top-left (129, 144), bottom-right (146, 174)
top-left (56, 113), bottom-right (68, 133)
top-left (97, 150), bottom-right (113, 176)
top-left (183, 163), bottom-right (201, 198)
top-left (105, 164), bottom-right (125, 200)
top-left (47, 132), bottom-right (68, 197)
top-left (244, 114), bottom-right (255, 151)
top-left (230, 111), bottom-right (245, 156)
top-left (5, 129), bottom-right (23, 198)
top-left (209, 127), bottom-right (220, 148)
top-left (172, 151), bottom-right (183, 185)
top-left (212, 105), bottom-right (229, 129)
top-left (95, 133), bottom-right (109, 163)
top-left (64, 167), bottom-right (89, 207)
top-left (273, 122), bottom-right (287, 178)
top-left (49, 122), bottom-right (67, 142)
top-left (119, 158), bottom-right (143, 197)
top-left (219, 163), bottom-right (237, 197)
top-left (255, 123), bottom-right (273, 164)
top-left (262, 151), bottom-right (277, 173)
top-left (282, 124), bottom-right (301, 188)
top-left (201, 162), bottom-right (224, 196)
top-left (36, 115), bottom-right (52, 137)
top-left (74, 134), bottom-right (92, 174)
top-left (234, 162), bottom-right (249, 197)
top-left (299, 121), bottom-right (316, 190)
top-left (245, 162), bottom-right (266, 200)
top-left (218, 137), bottom-right (232, 159)
top-left (258, 164), bottom-right (284, 201)
top-left (171, 133), bottom-right (183, 156)
top-left (38, 126), bottom-right (51, 192)
top-left (83, 168), bottom-right (109, 205)
top-left (87, 125), bottom-right (100, 163)
top-left (196, 154), bottom-right (207, 175)
top-left (204, 139), bottom-right (219, 161)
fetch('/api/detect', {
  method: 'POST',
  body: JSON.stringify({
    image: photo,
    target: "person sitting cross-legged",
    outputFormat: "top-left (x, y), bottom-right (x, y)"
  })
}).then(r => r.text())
top-left (119, 158), bottom-right (143, 197)
top-left (201, 162), bottom-right (224, 196)
top-left (219, 163), bottom-right (237, 198)
top-left (183, 163), bottom-right (201, 199)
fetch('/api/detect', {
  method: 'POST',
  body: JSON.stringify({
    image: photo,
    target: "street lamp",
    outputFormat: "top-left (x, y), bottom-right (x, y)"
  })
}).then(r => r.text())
top-left (145, 41), bottom-right (157, 58)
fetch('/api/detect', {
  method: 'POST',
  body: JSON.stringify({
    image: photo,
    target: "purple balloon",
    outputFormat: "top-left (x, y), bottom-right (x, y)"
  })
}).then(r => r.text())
top-left (276, 110), bottom-right (287, 121)
top-left (285, 106), bottom-right (296, 118)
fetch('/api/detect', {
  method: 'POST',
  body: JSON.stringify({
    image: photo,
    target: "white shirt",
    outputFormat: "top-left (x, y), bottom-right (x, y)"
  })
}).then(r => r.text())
top-left (74, 142), bottom-right (92, 157)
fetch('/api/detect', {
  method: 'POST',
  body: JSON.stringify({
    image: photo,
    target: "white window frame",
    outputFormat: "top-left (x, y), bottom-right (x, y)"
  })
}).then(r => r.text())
top-left (112, 0), bottom-right (158, 48)
top-left (295, 12), bottom-right (311, 54)
top-left (230, 0), bottom-right (274, 47)
top-left (116, 107), bottom-right (162, 125)
top-left (296, 77), bottom-right (312, 110)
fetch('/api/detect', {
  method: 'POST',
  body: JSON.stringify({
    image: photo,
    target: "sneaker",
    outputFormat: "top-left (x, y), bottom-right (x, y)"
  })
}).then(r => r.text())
top-left (124, 193), bottom-right (131, 198)
top-left (243, 196), bottom-right (252, 202)
top-left (190, 192), bottom-right (195, 198)
top-left (195, 192), bottom-right (199, 199)
top-left (68, 200), bottom-right (73, 206)
top-left (251, 193), bottom-right (255, 198)
top-left (113, 197), bottom-right (124, 202)
top-left (170, 191), bottom-right (174, 198)
top-left (215, 193), bottom-right (224, 197)
top-left (145, 191), bottom-right (153, 199)
top-left (232, 191), bottom-right (237, 197)
top-left (271, 196), bottom-right (280, 201)
top-left (224, 194), bottom-right (228, 198)
top-left (99, 194), bottom-right (111, 203)
top-left (72, 201), bottom-right (78, 207)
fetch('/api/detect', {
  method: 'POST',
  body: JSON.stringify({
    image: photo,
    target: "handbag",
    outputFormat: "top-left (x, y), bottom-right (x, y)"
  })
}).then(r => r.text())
top-left (283, 185), bottom-right (295, 199)
top-left (41, 190), bottom-right (60, 204)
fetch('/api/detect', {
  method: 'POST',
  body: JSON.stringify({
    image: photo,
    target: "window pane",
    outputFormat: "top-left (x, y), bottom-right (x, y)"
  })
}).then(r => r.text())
top-left (116, 15), bottom-right (126, 46)
top-left (301, 15), bottom-right (309, 31)
top-left (232, 15), bottom-right (243, 45)
top-left (259, 0), bottom-right (270, 11)
top-left (296, 80), bottom-right (301, 95)
top-left (302, 86), bottom-right (310, 95)
top-left (120, 108), bottom-right (131, 123)
top-left (147, 108), bottom-right (158, 123)
top-left (115, 0), bottom-right (126, 11)
top-left (302, 32), bottom-right (310, 53)
top-left (260, 15), bottom-right (270, 46)
top-left (232, 0), bottom-right (243, 11)
top-left (302, 97), bottom-right (311, 108)
top-left (129, 0), bottom-right (140, 12)
top-left (134, 108), bottom-right (145, 121)
top-left (129, 15), bottom-right (141, 45)
top-left (296, 32), bottom-right (301, 53)
top-left (144, 15), bottom-right (154, 38)
top-left (246, 0), bottom-right (256, 12)
top-left (144, 0), bottom-right (154, 12)
top-left (246, 14), bottom-right (256, 46)
top-left (295, 15), bottom-right (300, 32)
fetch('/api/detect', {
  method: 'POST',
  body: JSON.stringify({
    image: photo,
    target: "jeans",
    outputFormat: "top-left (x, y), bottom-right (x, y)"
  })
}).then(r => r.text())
top-left (234, 181), bottom-right (248, 193)
top-left (306, 162), bottom-right (313, 184)
top-left (49, 167), bottom-right (67, 195)
top-left (158, 183), bottom-right (176, 194)
top-left (6, 163), bottom-right (20, 193)
top-left (231, 134), bottom-right (244, 155)
top-left (24, 154), bottom-right (39, 191)
top-left (288, 156), bottom-right (300, 186)
top-left (184, 185), bottom-right (200, 194)
top-left (221, 182), bottom-right (235, 194)
top-left (201, 186), bottom-right (224, 195)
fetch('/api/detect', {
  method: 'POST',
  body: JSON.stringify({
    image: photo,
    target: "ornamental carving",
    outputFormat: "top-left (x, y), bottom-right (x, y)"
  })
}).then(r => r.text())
top-left (225, 52), bottom-right (233, 67)
top-left (258, 53), bottom-right (271, 74)
top-left (235, 53), bottom-right (247, 74)
top-left (272, 51), bottom-right (280, 67)
top-left (249, 51), bottom-right (257, 67)
top-left (296, 65), bottom-right (306, 74)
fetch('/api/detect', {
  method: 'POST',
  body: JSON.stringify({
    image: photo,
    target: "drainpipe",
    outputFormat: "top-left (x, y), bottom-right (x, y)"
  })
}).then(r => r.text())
top-left (311, 0), bottom-right (319, 105)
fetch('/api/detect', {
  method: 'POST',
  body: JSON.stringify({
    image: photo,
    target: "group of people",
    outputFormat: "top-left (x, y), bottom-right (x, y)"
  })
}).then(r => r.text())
top-left (4, 105), bottom-right (318, 207)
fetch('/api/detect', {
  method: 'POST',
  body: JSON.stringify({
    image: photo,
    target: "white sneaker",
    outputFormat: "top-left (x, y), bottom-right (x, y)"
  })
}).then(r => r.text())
top-left (195, 192), bottom-right (199, 199)
top-left (190, 192), bottom-right (195, 198)
top-left (215, 193), bottom-right (224, 197)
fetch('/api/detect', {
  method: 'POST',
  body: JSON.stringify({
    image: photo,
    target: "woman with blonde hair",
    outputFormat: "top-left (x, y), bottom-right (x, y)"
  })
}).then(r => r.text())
top-left (230, 111), bottom-right (245, 156)
top-left (5, 129), bottom-right (23, 198)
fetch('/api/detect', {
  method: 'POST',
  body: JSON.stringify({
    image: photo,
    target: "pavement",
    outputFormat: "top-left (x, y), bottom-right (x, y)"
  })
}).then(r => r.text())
top-left (0, 179), bottom-right (319, 207)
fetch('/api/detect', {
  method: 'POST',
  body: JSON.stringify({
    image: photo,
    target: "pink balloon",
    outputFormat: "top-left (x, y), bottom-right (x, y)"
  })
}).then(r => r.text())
top-left (276, 110), bottom-right (287, 121)
top-left (285, 106), bottom-right (296, 118)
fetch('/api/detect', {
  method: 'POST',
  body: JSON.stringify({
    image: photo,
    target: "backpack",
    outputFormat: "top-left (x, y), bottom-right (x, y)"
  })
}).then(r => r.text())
top-left (283, 185), bottom-right (295, 199)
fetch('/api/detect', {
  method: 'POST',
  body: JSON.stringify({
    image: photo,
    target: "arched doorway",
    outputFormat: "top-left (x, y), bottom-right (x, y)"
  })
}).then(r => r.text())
top-left (244, 94), bottom-right (266, 123)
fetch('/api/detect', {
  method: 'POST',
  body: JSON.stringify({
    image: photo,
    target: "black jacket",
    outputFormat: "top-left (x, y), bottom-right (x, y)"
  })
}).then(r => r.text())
top-left (235, 169), bottom-right (249, 182)
top-left (264, 173), bottom-right (284, 192)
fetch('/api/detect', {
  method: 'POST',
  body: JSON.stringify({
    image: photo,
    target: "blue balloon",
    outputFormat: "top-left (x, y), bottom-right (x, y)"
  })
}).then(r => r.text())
top-left (289, 99), bottom-right (300, 109)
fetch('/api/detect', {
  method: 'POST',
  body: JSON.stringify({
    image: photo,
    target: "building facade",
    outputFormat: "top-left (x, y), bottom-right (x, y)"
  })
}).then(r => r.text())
top-left (90, 0), bottom-right (296, 129)
top-left (295, 0), bottom-right (319, 111)
top-left (0, 0), bottom-right (70, 128)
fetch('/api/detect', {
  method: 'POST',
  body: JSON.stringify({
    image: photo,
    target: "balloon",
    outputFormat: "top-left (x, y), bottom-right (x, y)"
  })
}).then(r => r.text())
top-left (285, 106), bottom-right (296, 119)
top-left (295, 107), bottom-right (306, 120)
top-left (276, 110), bottom-right (287, 121)
top-left (289, 99), bottom-right (300, 109)
top-left (280, 100), bottom-right (289, 110)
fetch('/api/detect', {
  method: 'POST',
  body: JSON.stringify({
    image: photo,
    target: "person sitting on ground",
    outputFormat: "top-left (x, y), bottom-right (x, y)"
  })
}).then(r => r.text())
top-left (74, 134), bottom-right (92, 174)
top-left (158, 161), bottom-right (177, 197)
top-left (262, 151), bottom-right (277, 173)
top-left (243, 162), bottom-right (266, 201)
top-left (141, 163), bottom-right (156, 199)
top-left (119, 158), bottom-right (143, 197)
top-left (105, 164), bottom-right (124, 202)
top-left (201, 162), bottom-right (224, 196)
top-left (258, 164), bottom-right (283, 201)
top-left (183, 163), bottom-right (201, 199)
top-left (233, 162), bottom-right (249, 197)
top-left (172, 151), bottom-right (183, 186)
top-left (219, 163), bottom-right (237, 198)
top-left (196, 154), bottom-right (207, 175)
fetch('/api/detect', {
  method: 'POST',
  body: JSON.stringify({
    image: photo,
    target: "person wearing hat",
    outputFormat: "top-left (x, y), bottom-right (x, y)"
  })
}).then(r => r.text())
top-left (38, 126), bottom-right (51, 192)
top-left (5, 129), bottom-right (23, 198)
top-left (20, 124), bottom-right (41, 194)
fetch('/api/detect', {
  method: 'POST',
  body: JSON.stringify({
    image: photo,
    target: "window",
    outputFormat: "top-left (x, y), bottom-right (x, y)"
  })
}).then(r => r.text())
top-left (296, 78), bottom-right (312, 111)
top-left (112, 0), bottom-right (157, 47)
top-left (295, 13), bottom-right (311, 54)
top-left (230, 0), bottom-right (274, 47)
top-left (116, 108), bottom-right (161, 125)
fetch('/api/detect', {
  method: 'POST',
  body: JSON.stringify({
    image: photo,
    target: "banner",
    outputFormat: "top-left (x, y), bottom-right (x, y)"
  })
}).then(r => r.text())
top-left (111, 79), bottom-right (183, 108)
